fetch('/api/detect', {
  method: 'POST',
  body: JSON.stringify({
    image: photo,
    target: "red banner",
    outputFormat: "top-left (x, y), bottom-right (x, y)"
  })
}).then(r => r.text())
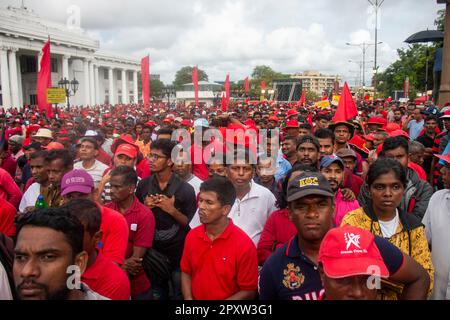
top-left (298, 90), bottom-right (306, 106)
top-left (225, 74), bottom-right (230, 110)
top-left (244, 77), bottom-right (249, 93)
top-left (192, 66), bottom-right (199, 107)
top-left (333, 82), bottom-right (358, 122)
top-left (261, 80), bottom-right (265, 91)
top-left (141, 56), bottom-right (150, 106)
top-left (37, 40), bottom-right (52, 118)
top-left (221, 93), bottom-right (227, 112)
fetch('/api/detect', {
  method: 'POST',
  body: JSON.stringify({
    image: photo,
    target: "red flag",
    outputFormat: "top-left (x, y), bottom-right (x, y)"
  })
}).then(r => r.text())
top-left (298, 90), bottom-right (306, 106)
top-left (141, 56), bottom-right (150, 106)
top-left (332, 82), bottom-right (358, 122)
top-left (307, 112), bottom-right (313, 126)
top-left (244, 77), bottom-right (249, 93)
top-left (37, 40), bottom-right (52, 118)
top-left (192, 66), bottom-right (199, 107)
top-left (261, 80), bottom-right (265, 91)
top-left (225, 74), bottom-right (230, 108)
top-left (221, 93), bottom-right (227, 112)
top-left (321, 93), bottom-right (329, 101)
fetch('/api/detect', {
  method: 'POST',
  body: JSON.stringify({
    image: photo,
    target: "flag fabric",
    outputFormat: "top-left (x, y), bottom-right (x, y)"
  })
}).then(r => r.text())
top-left (225, 74), bottom-right (230, 110)
top-left (244, 77), bottom-right (249, 93)
top-left (321, 93), bottom-right (329, 101)
top-left (332, 82), bottom-right (358, 122)
top-left (221, 93), bottom-right (227, 112)
top-left (37, 40), bottom-right (53, 118)
top-left (141, 56), bottom-right (150, 106)
top-left (307, 112), bottom-right (313, 126)
top-left (298, 90), bottom-right (306, 106)
top-left (192, 66), bottom-right (199, 107)
top-left (261, 80), bottom-right (265, 91)
top-left (314, 100), bottom-right (331, 109)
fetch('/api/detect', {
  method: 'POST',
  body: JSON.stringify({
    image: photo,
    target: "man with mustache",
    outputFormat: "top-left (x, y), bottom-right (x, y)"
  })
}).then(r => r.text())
top-left (13, 208), bottom-right (108, 300)
top-left (296, 135), bottom-right (320, 168)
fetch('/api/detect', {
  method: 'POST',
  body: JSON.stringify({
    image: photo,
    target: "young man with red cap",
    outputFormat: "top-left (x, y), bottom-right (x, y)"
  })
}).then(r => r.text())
top-left (283, 120), bottom-right (300, 139)
top-left (318, 226), bottom-right (430, 300)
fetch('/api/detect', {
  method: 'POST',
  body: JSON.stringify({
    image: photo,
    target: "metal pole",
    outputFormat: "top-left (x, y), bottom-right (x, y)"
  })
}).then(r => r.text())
top-left (374, 0), bottom-right (378, 99)
top-left (425, 44), bottom-right (429, 95)
top-left (362, 43), bottom-right (366, 87)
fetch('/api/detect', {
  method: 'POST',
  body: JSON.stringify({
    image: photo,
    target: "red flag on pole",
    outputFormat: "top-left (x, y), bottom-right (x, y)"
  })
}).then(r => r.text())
top-left (141, 56), bottom-right (150, 106)
top-left (261, 80), bottom-right (265, 91)
top-left (244, 77), bottom-right (249, 93)
top-left (37, 39), bottom-right (52, 118)
top-left (221, 93), bottom-right (227, 112)
top-left (332, 82), bottom-right (358, 122)
top-left (192, 66), bottom-right (199, 107)
top-left (298, 90), bottom-right (306, 106)
top-left (225, 74), bottom-right (230, 109)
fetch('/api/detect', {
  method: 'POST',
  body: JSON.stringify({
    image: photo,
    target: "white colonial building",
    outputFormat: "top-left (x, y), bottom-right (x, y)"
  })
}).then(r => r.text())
top-left (176, 81), bottom-right (223, 107)
top-left (0, 5), bottom-right (142, 109)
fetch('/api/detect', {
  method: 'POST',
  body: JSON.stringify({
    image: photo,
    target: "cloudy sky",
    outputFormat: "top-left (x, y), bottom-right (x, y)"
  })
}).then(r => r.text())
top-left (3, 0), bottom-right (444, 85)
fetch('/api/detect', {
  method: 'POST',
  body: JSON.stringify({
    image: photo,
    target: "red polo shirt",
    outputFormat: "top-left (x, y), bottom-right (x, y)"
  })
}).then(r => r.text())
top-left (106, 197), bottom-right (155, 297)
top-left (98, 205), bottom-right (129, 265)
top-left (181, 219), bottom-right (258, 300)
top-left (82, 252), bottom-right (131, 300)
top-left (0, 197), bottom-right (16, 237)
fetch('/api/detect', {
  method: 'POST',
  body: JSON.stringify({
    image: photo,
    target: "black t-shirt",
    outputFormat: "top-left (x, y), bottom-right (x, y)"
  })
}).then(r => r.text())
top-left (417, 133), bottom-right (435, 176)
top-left (135, 173), bottom-right (197, 268)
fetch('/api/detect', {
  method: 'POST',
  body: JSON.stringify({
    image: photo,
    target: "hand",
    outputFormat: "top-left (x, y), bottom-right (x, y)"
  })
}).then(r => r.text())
top-left (155, 195), bottom-right (176, 214)
top-left (144, 194), bottom-right (159, 209)
top-left (122, 257), bottom-right (143, 277)
top-left (100, 171), bottom-right (111, 187)
top-left (341, 188), bottom-right (356, 201)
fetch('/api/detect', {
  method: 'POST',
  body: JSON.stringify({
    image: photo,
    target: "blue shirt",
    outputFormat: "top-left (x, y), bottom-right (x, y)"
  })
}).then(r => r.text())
top-left (275, 152), bottom-right (292, 182)
top-left (408, 120), bottom-right (425, 140)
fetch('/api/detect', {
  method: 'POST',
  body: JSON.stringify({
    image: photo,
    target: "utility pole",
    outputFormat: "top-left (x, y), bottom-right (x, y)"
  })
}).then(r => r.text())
top-left (369, 0), bottom-right (385, 99)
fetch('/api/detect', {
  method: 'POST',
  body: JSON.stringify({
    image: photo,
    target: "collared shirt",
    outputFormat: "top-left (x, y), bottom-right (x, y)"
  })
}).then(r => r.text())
top-left (408, 119), bottom-right (425, 140)
top-left (254, 176), bottom-right (277, 196)
top-left (190, 182), bottom-right (278, 246)
top-left (180, 219), bottom-right (258, 300)
top-left (82, 252), bottom-right (131, 300)
top-left (275, 151), bottom-right (292, 181)
top-left (423, 189), bottom-right (450, 300)
top-left (74, 160), bottom-right (109, 188)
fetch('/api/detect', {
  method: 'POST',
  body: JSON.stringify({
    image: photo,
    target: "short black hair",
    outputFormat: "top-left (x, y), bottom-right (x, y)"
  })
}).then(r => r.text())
top-left (45, 149), bottom-right (74, 170)
top-left (30, 150), bottom-right (48, 161)
top-left (110, 165), bottom-right (138, 186)
top-left (157, 127), bottom-right (174, 137)
top-left (226, 148), bottom-right (257, 166)
top-left (282, 135), bottom-right (298, 144)
top-left (380, 136), bottom-right (409, 156)
top-left (150, 139), bottom-right (177, 159)
top-left (62, 199), bottom-right (101, 237)
top-left (314, 128), bottom-right (335, 144)
top-left (425, 115), bottom-right (438, 123)
top-left (367, 158), bottom-right (407, 188)
top-left (297, 135), bottom-right (320, 152)
top-left (299, 123), bottom-right (312, 130)
top-left (80, 137), bottom-right (99, 150)
top-left (16, 208), bottom-right (84, 257)
top-left (200, 177), bottom-right (236, 207)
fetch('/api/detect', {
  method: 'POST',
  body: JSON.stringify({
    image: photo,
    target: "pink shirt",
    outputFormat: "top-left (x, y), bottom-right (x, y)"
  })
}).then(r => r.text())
top-left (334, 189), bottom-right (361, 227)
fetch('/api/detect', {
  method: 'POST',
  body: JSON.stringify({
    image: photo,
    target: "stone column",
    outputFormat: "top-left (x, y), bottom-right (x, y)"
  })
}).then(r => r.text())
top-left (8, 48), bottom-right (20, 108)
top-left (133, 70), bottom-right (138, 103)
top-left (108, 67), bottom-right (115, 105)
top-left (94, 65), bottom-right (100, 105)
top-left (89, 61), bottom-right (95, 106)
top-left (121, 69), bottom-right (128, 104)
top-left (62, 55), bottom-right (70, 80)
top-left (439, 2), bottom-right (450, 107)
top-left (16, 54), bottom-right (23, 108)
top-left (37, 51), bottom-right (42, 72)
top-left (84, 59), bottom-right (90, 106)
top-left (0, 47), bottom-right (11, 108)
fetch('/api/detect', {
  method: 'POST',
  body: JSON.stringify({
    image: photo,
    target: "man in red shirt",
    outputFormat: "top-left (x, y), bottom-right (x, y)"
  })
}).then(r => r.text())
top-left (64, 199), bottom-right (131, 300)
top-left (106, 166), bottom-right (155, 300)
top-left (181, 177), bottom-right (258, 300)
top-left (0, 197), bottom-right (16, 237)
top-left (60, 169), bottom-right (129, 265)
top-left (0, 167), bottom-right (22, 208)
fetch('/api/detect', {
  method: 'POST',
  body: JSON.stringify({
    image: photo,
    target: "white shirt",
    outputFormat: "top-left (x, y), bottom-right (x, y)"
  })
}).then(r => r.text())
top-left (0, 262), bottom-right (13, 300)
top-left (186, 175), bottom-right (203, 197)
top-left (422, 190), bottom-right (450, 300)
top-left (19, 182), bottom-right (41, 213)
top-left (74, 160), bottom-right (109, 188)
top-left (190, 182), bottom-right (278, 246)
top-left (378, 210), bottom-right (399, 239)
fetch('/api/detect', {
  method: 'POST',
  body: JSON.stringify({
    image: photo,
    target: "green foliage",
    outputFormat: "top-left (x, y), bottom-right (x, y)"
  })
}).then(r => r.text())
top-left (306, 91), bottom-right (320, 102)
top-left (172, 66), bottom-right (208, 89)
top-left (150, 79), bottom-right (164, 98)
top-left (435, 9), bottom-right (445, 31)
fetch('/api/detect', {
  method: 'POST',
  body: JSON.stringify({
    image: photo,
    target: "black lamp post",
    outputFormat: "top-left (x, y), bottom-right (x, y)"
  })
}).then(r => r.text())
top-left (58, 77), bottom-right (79, 111)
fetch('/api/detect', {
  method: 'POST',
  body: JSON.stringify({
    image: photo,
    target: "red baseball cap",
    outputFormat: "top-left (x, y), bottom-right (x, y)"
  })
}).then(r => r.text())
top-left (389, 129), bottom-right (410, 139)
top-left (319, 226), bottom-right (389, 279)
top-left (284, 120), bottom-right (300, 129)
top-left (385, 123), bottom-right (401, 133)
top-left (364, 133), bottom-right (375, 142)
top-left (268, 116), bottom-right (279, 122)
top-left (286, 109), bottom-right (299, 118)
top-left (115, 143), bottom-right (137, 158)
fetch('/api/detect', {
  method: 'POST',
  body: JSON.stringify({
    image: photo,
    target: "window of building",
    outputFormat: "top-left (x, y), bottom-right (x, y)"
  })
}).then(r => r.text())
top-left (129, 72), bottom-right (133, 82)
top-left (104, 69), bottom-right (109, 80)
top-left (21, 56), bottom-right (37, 73)
top-left (29, 94), bottom-right (37, 105)
top-left (117, 72), bottom-right (122, 81)
top-left (51, 58), bottom-right (58, 73)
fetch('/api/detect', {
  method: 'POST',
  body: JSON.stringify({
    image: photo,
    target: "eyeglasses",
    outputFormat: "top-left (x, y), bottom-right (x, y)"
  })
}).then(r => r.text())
top-left (148, 153), bottom-right (168, 160)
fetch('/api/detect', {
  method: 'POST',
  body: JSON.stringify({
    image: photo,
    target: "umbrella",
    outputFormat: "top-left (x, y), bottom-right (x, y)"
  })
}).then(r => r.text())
top-left (404, 30), bottom-right (444, 43)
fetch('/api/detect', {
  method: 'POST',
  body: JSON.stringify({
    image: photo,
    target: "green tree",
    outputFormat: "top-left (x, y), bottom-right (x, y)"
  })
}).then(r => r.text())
top-left (306, 91), bottom-right (320, 102)
top-left (249, 65), bottom-right (289, 98)
top-left (172, 66), bottom-right (208, 89)
top-left (435, 9), bottom-right (446, 31)
top-left (150, 79), bottom-right (164, 98)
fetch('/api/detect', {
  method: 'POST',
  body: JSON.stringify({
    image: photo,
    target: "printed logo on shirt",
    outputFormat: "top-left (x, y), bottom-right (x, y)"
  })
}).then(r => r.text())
top-left (282, 263), bottom-right (305, 290)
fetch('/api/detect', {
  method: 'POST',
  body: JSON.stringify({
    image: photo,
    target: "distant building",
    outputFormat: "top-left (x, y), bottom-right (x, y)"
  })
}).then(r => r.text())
top-left (291, 71), bottom-right (341, 95)
top-left (176, 81), bottom-right (223, 106)
top-left (150, 74), bottom-right (160, 81)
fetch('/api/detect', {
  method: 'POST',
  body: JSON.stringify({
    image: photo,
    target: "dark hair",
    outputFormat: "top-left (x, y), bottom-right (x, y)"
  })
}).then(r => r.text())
top-left (299, 123), bottom-right (312, 130)
top-left (277, 163), bottom-right (318, 209)
top-left (380, 136), bottom-right (409, 156)
top-left (282, 135), bottom-right (298, 144)
top-left (200, 177), bottom-right (236, 207)
top-left (16, 208), bottom-right (84, 256)
top-left (425, 115), bottom-right (438, 123)
top-left (150, 138), bottom-right (177, 158)
top-left (110, 165), bottom-right (138, 186)
top-left (367, 158), bottom-right (407, 188)
top-left (226, 148), bottom-right (257, 166)
top-left (62, 199), bottom-right (101, 237)
top-left (297, 135), bottom-right (320, 152)
top-left (314, 128), bottom-right (335, 144)
top-left (45, 149), bottom-right (74, 170)
top-left (29, 150), bottom-right (48, 160)
top-left (80, 137), bottom-right (99, 150)
top-left (157, 127), bottom-right (174, 137)
top-left (316, 114), bottom-right (331, 121)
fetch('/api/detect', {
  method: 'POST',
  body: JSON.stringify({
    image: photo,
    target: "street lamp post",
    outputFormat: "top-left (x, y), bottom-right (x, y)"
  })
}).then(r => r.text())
top-left (368, 0), bottom-right (385, 99)
top-left (58, 77), bottom-right (79, 111)
top-left (347, 42), bottom-right (382, 95)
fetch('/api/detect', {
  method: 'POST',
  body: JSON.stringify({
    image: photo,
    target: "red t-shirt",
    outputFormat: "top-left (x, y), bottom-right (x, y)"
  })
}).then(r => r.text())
top-left (256, 208), bottom-right (296, 266)
top-left (98, 205), bottom-right (129, 265)
top-left (82, 252), bottom-right (131, 300)
top-left (96, 148), bottom-right (112, 166)
top-left (106, 197), bottom-right (155, 297)
top-left (408, 162), bottom-right (427, 181)
top-left (0, 197), bottom-right (17, 237)
top-left (0, 167), bottom-right (22, 208)
top-left (181, 219), bottom-right (258, 300)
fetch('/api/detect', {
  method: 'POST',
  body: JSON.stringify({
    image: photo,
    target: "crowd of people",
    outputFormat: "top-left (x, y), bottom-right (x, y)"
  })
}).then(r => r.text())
top-left (0, 98), bottom-right (449, 300)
